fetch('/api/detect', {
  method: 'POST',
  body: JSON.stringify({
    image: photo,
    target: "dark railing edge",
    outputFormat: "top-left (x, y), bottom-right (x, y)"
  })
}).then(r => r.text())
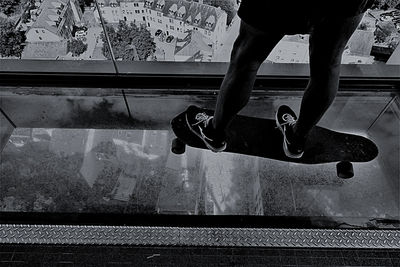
top-left (0, 59), bottom-right (399, 76)
top-left (0, 74), bottom-right (398, 92)
top-left (0, 60), bottom-right (398, 91)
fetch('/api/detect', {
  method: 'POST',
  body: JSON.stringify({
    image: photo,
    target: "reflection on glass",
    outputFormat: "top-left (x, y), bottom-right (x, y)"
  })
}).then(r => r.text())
top-left (0, 0), bottom-right (107, 60)
top-left (0, 93), bottom-right (398, 229)
top-left (1, 128), bottom-right (170, 213)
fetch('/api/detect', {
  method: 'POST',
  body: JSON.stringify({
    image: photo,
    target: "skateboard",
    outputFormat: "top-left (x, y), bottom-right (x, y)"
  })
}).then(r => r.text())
top-left (171, 106), bottom-right (379, 179)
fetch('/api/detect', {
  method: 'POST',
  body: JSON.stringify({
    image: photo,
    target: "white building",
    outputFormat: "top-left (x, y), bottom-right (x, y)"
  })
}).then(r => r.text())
top-left (95, 0), bottom-right (227, 46)
top-left (25, 0), bottom-right (83, 43)
top-left (267, 35), bottom-right (310, 64)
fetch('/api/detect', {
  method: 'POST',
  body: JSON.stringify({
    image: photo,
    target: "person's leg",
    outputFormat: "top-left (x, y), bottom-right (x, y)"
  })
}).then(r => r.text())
top-left (185, 20), bottom-right (283, 152)
top-left (293, 14), bottom-right (364, 139)
top-left (212, 21), bottom-right (284, 133)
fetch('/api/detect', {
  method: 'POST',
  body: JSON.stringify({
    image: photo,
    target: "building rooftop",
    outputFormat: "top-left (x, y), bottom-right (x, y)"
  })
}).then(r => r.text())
top-left (157, 0), bottom-right (225, 31)
top-left (175, 30), bottom-right (212, 56)
top-left (99, 0), bottom-right (225, 31)
top-left (347, 29), bottom-right (375, 56)
top-left (21, 40), bottom-right (68, 59)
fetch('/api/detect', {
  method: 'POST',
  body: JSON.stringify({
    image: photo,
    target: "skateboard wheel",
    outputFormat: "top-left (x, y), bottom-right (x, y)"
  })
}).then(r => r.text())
top-left (172, 138), bottom-right (185, 154)
top-left (336, 161), bottom-right (354, 179)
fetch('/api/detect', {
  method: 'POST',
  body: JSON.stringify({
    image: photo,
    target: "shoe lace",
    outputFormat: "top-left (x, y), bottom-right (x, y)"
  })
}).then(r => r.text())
top-left (281, 113), bottom-right (297, 127)
top-left (193, 112), bottom-right (213, 128)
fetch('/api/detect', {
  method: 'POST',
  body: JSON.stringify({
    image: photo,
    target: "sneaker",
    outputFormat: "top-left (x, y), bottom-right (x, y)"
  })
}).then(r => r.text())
top-left (185, 105), bottom-right (227, 152)
top-left (275, 105), bottom-right (305, 158)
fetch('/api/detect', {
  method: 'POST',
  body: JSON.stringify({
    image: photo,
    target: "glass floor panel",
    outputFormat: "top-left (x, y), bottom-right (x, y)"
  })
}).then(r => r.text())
top-left (0, 91), bottom-right (399, 229)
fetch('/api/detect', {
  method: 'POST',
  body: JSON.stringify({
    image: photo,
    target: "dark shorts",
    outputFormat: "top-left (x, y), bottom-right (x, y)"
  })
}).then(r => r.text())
top-left (237, 0), bottom-right (375, 34)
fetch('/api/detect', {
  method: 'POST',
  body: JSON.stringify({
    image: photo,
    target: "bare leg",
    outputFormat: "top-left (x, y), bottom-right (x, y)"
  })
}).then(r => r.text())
top-left (294, 14), bottom-right (364, 139)
top-left (212, 21), bottom-right (283, 133)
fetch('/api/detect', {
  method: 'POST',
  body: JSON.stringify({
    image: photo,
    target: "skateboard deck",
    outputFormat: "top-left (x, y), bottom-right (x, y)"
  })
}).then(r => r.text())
top-left (171, 107), bottom-right (378, 167)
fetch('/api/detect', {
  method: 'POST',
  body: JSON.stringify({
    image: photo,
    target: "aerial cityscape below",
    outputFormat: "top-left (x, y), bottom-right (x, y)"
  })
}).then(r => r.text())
top-left (0, 0), bottom-right (399, 64)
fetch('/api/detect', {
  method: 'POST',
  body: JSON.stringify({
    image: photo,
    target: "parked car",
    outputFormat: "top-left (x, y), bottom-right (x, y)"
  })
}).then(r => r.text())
top-left (155, 29), bottom-right (163, 36)
top-left (166, 35), bottom-right (174, 43)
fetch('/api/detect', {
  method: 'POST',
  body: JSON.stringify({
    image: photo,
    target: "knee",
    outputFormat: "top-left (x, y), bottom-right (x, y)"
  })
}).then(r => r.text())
top-left (230, 39), bottom-right (263, 72)
top-left (231, 58), bottom-right (262, 73)
top-left (310, 60), bottom-right (341, 83)
top-left (308, 77), bottom-right (339, 101)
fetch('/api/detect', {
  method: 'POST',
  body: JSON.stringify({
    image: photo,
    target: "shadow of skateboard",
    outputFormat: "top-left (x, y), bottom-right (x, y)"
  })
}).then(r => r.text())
top-left (171, 106), bottom-right (379, 178)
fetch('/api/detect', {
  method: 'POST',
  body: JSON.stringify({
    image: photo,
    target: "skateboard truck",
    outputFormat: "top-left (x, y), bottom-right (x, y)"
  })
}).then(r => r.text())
top-left (172, 138), bottom-right (185, 154)
top-left (336, 161), bottom-right (354, 179)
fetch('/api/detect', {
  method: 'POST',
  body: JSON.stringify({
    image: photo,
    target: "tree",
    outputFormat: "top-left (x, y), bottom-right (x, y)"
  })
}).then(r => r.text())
top-left (0, 18), bottom-right (26, 58)
top-left (204, 0), bottom-right (236, 25)
top-left (385, 0), bottom-right (400, 9)
top-left (371, 0), bottom-right (400, 10)
top-left (375, 21), bottom-right (396, 43)
top-left (77, 0), bottom-right (85, 13)
top-left (0, 0), bottom-right (20, 16)
top-left (0, 140), bottom-right (88, 213)
top-left (67, 39), bottom-right (88, 57)
top-left (84, 0), bottom-right (94, 6)
top-left (75, 0), bottom-right (94, 13)
top-left (375, 28), bottom-right (388, 43)
top-left (21, 10), bottom-right (31, 24)
top-left (358, 22), bottom-right (368, 30)
top-left (101, 21), bottom-right (156, 61)
top-left (388, 34), bottom-right (399, 51)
